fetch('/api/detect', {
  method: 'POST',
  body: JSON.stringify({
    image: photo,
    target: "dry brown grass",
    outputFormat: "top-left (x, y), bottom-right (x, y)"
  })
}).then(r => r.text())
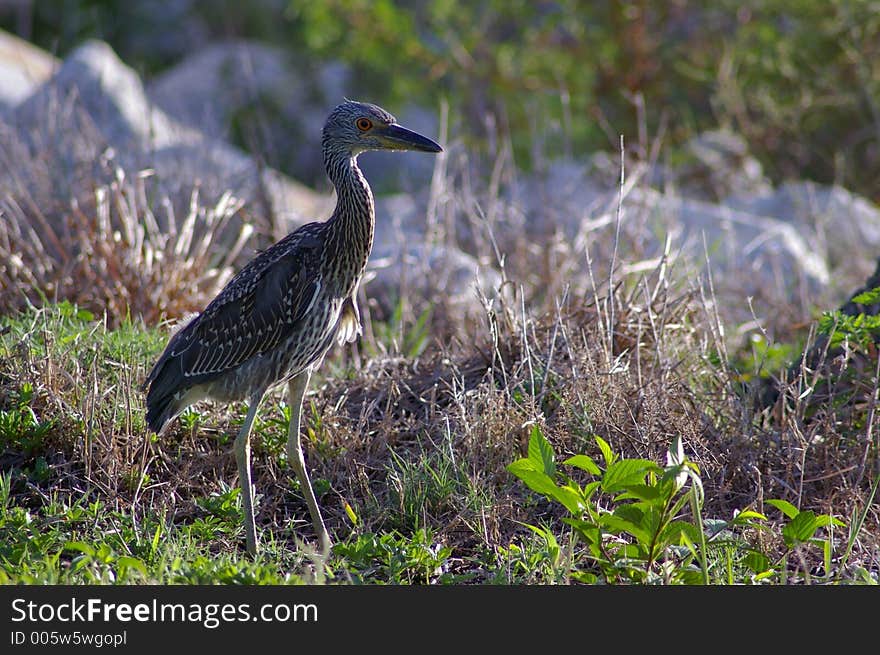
top-left (3, 263), bottom-right (877, 574)
top-left (0, 102), bottom-right (265, 327)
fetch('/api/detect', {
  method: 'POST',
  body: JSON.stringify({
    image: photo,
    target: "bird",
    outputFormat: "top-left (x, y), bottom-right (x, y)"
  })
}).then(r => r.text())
top-left (142, 100), bottom-right (442, 555)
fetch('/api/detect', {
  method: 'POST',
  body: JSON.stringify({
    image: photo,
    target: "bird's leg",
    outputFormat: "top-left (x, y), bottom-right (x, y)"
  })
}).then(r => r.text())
top-left (233, 395), bottom-right (263, 555)
top-left (287, 370), bottom-right (331, 554)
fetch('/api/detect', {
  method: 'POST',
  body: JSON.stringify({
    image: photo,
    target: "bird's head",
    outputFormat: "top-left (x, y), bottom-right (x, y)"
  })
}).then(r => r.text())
top-left (322, 100), bottom-right (442, 157)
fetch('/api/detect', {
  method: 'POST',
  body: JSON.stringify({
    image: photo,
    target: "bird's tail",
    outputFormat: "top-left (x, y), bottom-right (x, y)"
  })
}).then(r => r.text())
top-left (143, 313), bottom-right (202, 434)
top-left (143, 359), bottom-right (191, 434)
top-left (145, 387), bottom-right (179, 434)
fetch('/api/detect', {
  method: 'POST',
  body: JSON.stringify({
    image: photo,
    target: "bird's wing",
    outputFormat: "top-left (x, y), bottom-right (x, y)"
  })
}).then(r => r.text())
top-left (162, 227), bottom-right (324, 382)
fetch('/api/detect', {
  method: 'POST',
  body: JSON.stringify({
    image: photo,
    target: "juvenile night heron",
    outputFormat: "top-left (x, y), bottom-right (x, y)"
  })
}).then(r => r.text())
top-left (143, 100), bottom-right (441, 555)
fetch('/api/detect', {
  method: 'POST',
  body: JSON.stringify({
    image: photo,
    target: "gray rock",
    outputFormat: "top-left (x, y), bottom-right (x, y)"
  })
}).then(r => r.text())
top-left (723, 181), bottom-right (880, 278)
top-left (3, 39), bottom-right (327, 246)
top-left (598, 129), bottom-right (773, 201)
top-left (369, 192), bottom-right (504, 319)
top-left (0, 29), bottom-right (57, 111)
top-left (147, 41), bottom-right (348, 185)
top-left (14, 40), bottom-right (193, 151)
top-left (507, 160), bottom-right (610, 240)
top-left (679, 129), bottom-right (772, 199)
top-left (627, 187), bottom-right (830, 288)
top-left (148, 41), bottom-right (438, 192)
top-left (368, 241), bottom-right (502, 320)
top-left (373, 193), bottom-right (432, 252)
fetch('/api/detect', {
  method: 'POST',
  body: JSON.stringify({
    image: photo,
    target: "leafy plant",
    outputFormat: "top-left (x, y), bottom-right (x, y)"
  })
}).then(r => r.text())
top-left (507, 427), bottom-right (772, 584)
top-left (334, 528), bottom-right (453, 584)
top-left (818, 287), bottom-right (880, 350)
top-left (196, 483), bottom-right (244, 523)
top-left (0, 382), bottom-right (55, 454)
top-left (765, 499), bottom-right (846, 583)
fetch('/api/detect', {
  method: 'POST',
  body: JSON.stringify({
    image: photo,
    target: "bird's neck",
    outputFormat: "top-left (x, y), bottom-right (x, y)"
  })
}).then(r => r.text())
top-left (325, 152), bottom-right (375, 281)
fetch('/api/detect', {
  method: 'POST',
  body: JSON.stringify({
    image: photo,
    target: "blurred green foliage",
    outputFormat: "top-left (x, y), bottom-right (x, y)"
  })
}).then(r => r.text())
top-left (4, 0), bottom-right (880, 199)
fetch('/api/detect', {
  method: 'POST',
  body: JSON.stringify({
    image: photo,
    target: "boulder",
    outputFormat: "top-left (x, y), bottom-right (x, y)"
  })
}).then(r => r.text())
top-left (675, 129), bottom-right (772, 200)
top-left (147, 41), bottom-right (437, 192)
top-left (368, 241), bottom-right (502, 322)
top-left (147, 41), bottom-right (348, 187)
top-left (0, 29), bottom-right (57, 112)
top-left (14, 39), bottom-right (192, 151)
top-left (370, 193), bottom-right (503, 320)
top-left (723, 181), bottom-right (880, 290)
top-left (626, 187), bottom-right (830, 289)
top-left (2, 39), bottom-right (327, 245)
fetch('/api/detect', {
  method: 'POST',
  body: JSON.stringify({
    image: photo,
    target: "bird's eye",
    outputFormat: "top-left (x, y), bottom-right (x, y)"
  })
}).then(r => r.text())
top-left (356, 118), bottom-right (373, 131)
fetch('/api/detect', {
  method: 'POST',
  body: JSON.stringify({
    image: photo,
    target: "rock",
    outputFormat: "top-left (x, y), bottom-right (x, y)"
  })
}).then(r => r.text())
top-left (506, 160), bottom-right (610, 241)
top-left (0, 29), bottom-right (57, 111)
top-left (2, 39), bottom-right (327, 245)
top-left (723, 181), bottom-right (880, 289)
top-left (675, 129), bottom-right (773, 200)
top-left (147, 41), bottom-right (349, 187)
top-left (148, 41), bottom-right (437, 192)
top-left (373, 193), bottom-right (433, 252)
top-left (368, 241), bottom-right (502, 321)
top-left (14, 40), bottom-right (192, 151)
top-left (590, 129), bottom-right (773, 201)
top-left (369, 193), bottom-right (503, 320)
top-left (626, 186), bottom-right (830, 287)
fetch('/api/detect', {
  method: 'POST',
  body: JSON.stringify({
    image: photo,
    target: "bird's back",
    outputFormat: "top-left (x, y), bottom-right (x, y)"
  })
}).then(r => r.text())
top-left (143, 221), bottom-right (351, 433)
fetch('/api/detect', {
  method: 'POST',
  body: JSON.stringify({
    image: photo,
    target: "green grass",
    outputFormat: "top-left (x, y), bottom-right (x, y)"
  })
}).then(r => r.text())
top-left (1, 301), bottom-right (877, 585)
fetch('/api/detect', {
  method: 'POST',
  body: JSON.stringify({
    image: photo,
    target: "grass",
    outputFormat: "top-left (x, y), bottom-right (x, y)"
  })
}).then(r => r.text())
top-left (1, 272), bottom-right (877, 584)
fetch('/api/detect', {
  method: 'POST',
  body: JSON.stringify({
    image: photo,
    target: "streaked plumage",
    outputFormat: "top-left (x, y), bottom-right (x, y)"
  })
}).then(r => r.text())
top-left (143, 100), bottom-right (441, 554)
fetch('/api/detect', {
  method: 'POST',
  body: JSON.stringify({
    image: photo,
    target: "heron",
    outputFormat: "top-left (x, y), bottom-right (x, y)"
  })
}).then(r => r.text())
top-left (143, 100), bottom-right (442, 555)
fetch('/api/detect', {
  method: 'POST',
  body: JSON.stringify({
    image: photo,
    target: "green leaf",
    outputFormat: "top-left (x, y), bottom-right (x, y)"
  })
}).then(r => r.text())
top-left (545, 484), bottom-right (585, 515)
top-left (527, 425), bottom-right (555, 477)
top-left (571, 571), bottom-right (598, 584)
top-left (598, 514), bottom-right (651, 544)
top-left (602, 459), bottom-right (659, 493)
top-left (595, 435), bottom-right (615, 467)
top-left (813, 514), bottom-right (846, 528)
top-left (511, 455), bottom-right (584, 514)
top-left (658, 520), bottom-right (695, 548)
top-left (523, 522), bottom-right (560, 556)
top-left (675, 568), bottom-right (709, 585)
top-left (116, 556), bottom-right (148, 575)
top-left (150, 522), bottom-right (162, 557)
top-left (507, 458), bottom-right (541, 478)
top-left (563, 454), bottom-right (601, 476)
top-left (508, 466), bottom-right (561, 499)
top-left (852, 286), bottom-right (880, 305)
top-left (677, 521), bottom-right (704, 545)
top-left (616, 483), bottom-right (662, 502)
top-left (64, 541), bottom-right (95, 557)
top-left (613, 503), bottom-right (645, 526)
top-left (703, 518), bottom-right (730, 539)
top-left (766, 499), bottom-right (800, 519)
top-left (782, 511), bottom-right (819, 546)
top-left (562, 518), bottom-right (600, 544)
top-left (730, 510), bottom-right (768, 523)
top-left (744, 550), bottom-right (771, 575)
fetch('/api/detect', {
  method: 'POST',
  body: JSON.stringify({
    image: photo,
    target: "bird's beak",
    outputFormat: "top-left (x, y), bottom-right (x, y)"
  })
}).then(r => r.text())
top-left (376, 123), bottom-right (442, 153)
